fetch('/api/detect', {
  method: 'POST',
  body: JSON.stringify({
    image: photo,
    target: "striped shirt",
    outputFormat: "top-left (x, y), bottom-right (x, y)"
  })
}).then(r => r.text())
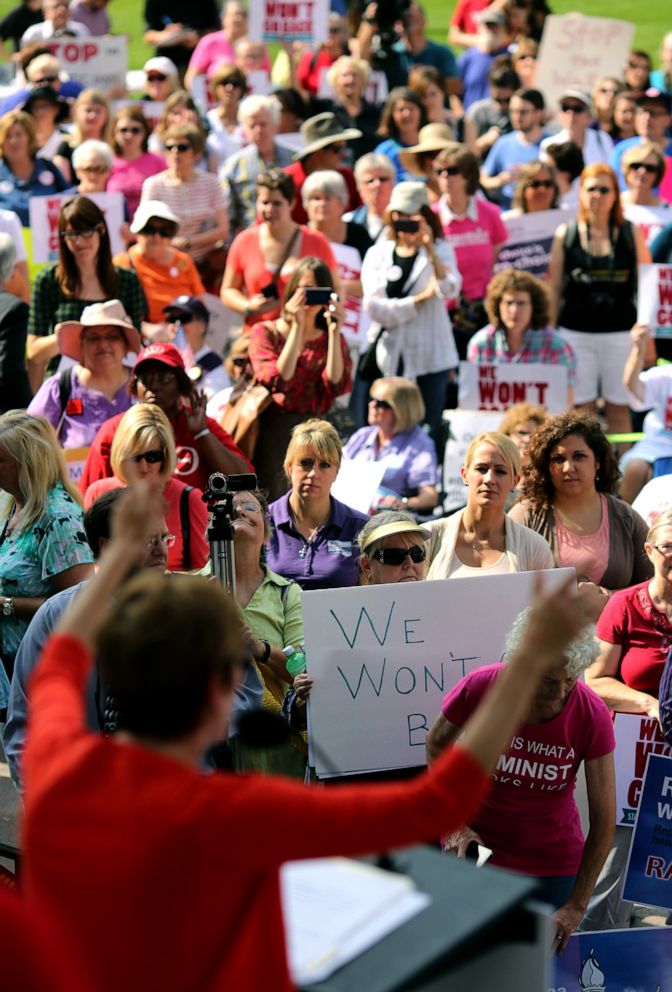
top-left (140, 170), bottom-right (228, 262)
top-left (220, 142), bottom-right (295, 237)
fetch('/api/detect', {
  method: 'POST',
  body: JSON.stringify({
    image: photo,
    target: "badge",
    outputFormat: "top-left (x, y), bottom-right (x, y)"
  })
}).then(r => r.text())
top-left (0, 181), bottom-right (13, 194)
top-left (169, 267), bottom-right (179, 278)
top-left (38, 171), bottom-right (55, 186)
top-left (387, 264), bottom-right (403, 281)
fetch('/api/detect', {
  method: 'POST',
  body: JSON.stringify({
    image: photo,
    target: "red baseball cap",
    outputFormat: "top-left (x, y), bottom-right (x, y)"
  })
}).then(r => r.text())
top-left (133, 342), bottom-right (185, 373)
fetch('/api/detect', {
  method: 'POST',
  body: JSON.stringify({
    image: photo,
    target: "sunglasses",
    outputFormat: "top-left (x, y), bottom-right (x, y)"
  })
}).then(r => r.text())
top-left (560, 103), bottom-right (587, 114)
top-left (117, 126), bottom-right (143, 134)
top-left (436, 166), bottom-right (461, 177)
top-left (584, 185), bottom-right (613, 195)
top-left (146, 73), bottom-right (167, 82)
top-left (165, 143), bottom-right (191, 153)
top-left (371, 545), bottom-right (426, 566)
top-left (78, 164), bottom-right (108, 174)
top-left (232, 356), bottom-right (248, 367)
top-left (628, 61), bottom-right (649, 70)
top-left (142, 223), bottom-right (174, 237)
top-left (34, 75), bottom-right (58, 84)
top-left (60, 227), bottom-right (100, 241)
top-left (328, 143), bottom-right (347, 153)
top-left (628, 161), bottom-right (658, 174)
top-left (370, 397), bottom-right (392, 410)
top-left (526, 179), bottom-right (554, 189)
top-left (131, 449), bottom-right (165, 464)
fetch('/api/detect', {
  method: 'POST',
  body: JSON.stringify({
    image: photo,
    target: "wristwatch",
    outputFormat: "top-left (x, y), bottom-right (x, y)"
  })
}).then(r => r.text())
top-left (2, 596), bottom-right (14, 617)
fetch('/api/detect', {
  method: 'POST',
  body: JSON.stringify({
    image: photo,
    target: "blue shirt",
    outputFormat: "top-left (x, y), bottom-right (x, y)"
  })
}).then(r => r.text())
top-left (0, 157), bottom-right (69, 225)
top-left (0, 80), bottom-right (83, 117)
top-left (266, 492), bottom-right (369, 591)
top-left (483, 130), bottom-right (547, 209)
top-left (393, 38), bottom-right (458, 80)
top-left (342, 425), bottom-right (439, 497)
top-left (373, 137), bottom-right (419, 183)
top-left (458, 46), bottom-right (507, 110)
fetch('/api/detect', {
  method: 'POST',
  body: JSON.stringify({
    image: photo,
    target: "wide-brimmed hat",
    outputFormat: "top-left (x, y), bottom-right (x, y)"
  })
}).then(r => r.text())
top-left (130, 199), bottom-right (180, 235)
top-left (22, 85), bottom-right (69, 124)
top-left (55, 300), bottom-right (141, 361)
top-left (297, 112), bottom-right (362, 160)
top-left (399, 123), bottom-right (455, 176)
top-left (133, 342), bottom-right (186, 374)
top-left (360, 518), bottom-right (431, 553)
top-left (558, 86), bottom-right (594, 116)
top-left (388, 181), bottom-right (429, 215)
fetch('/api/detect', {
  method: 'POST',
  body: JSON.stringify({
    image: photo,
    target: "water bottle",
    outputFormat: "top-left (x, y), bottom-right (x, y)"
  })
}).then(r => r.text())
top-left (283, 644), bottom-right (306, 677)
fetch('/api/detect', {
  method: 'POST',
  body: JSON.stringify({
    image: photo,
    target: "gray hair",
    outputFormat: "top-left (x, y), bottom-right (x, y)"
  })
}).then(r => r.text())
top-left (354, 152), bottom-right (396, 184)
top-left (327, 55), bottom-right (370, 91)
top-left (238, 93), bottom-right (280, 127)
top-left (504, 607), bottom-right (598, 678)
top-left (358, 509), bottom-right (419, 556)
top-left (72, 139), bottom-right (113, 172)
top-left (302, 169), bottom-right (348, 208)
top-left (0, 232), bottom-right (16, 285)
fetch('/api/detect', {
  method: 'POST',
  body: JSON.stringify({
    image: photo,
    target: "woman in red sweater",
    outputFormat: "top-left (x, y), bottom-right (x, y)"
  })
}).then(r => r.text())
top-left (23, 481), bottom-right (585, 992)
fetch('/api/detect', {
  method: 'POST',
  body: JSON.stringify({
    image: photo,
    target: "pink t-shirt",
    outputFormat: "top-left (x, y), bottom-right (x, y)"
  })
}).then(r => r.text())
top-left (434, 196), bottom-right (507, 301)
top-left (442, 664), bottom-right (615, 876)
top-left (188, 30), bottom-right (271, 78)
top-left (556, 493), bottom-right (610, 584)
top-left (107, 152), bottom-right (166, 220)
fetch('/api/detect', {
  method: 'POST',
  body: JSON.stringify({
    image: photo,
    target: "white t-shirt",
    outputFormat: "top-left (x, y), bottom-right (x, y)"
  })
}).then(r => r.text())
top-left (540, 127), bottom-right (614, 166)
top-left (627, 365), bottom-right (672, 436)
top-left (623, 201), bottom-right (672, 246)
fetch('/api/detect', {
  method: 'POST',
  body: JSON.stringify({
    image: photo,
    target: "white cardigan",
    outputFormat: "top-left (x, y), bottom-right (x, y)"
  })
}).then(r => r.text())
top-left (360, 237), bottom-right (461, 380)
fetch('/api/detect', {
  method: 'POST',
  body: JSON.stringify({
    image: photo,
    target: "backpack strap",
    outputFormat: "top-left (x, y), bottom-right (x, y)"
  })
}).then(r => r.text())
top-left (55, 366), bottom-right (74, 437)
top-left (180, 484), bottom-right (194, 570)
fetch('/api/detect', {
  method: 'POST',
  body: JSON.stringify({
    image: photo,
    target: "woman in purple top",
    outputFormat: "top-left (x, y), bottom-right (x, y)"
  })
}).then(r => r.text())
top-left (28, 300), bottom-right (140, 449)
top-left (343, 376), bottom-right (439, 514)
top-left (266, 419), bottom-right (369, 591)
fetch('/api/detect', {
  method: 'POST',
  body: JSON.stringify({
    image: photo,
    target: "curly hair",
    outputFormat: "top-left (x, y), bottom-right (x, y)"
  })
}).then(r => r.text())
top-left (521, 412), bottom-right (620, 507)
top-left (484, 268), bottom-right (550, 330)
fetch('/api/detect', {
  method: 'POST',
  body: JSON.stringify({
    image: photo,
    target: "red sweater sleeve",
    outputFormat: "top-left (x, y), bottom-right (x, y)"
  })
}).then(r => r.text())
top-left (79, 417), bottom-right (116, 494)
top-left (204, 415), bottom-right (254, 471)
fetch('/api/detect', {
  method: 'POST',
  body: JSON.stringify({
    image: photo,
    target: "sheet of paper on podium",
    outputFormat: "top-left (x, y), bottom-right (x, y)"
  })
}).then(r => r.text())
top-left (281, 858), bottom-right (431, 985)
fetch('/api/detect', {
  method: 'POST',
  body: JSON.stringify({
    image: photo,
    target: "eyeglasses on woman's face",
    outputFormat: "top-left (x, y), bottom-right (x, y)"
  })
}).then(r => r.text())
top-left (141, 223), bottom-right (174, 237)
top-left (627, 161), bottom-right (658, 175)
top-left (60, 226), bottom-right (101, 242)
top-left (369, 397), bottom-right (392, 410)
top-left (526, 178), bottom-right (554, 190)
top-left (117, 125), bottom-right (143, 135)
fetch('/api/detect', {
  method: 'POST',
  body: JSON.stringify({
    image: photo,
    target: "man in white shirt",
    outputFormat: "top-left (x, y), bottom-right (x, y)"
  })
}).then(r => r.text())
top-left (21, 0), bottom-right (90, 44)
top-left (540, 87), bottom-right (614, 166)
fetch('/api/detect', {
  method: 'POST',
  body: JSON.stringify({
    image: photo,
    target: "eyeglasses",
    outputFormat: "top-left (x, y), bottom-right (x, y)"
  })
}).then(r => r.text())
top-left (628, 161), bottom-right (658, 174)
top-left (517, 54), bottom-right (536, 62)
top-left (78, 164), bottom-right (108, 174)
top-left (560, 102), bottom-right (588, 114)
top-left (232, 356), bottom-right (248, 368)
top-left (142, 223), bottom-right (174, 237)
top-left (436, 166), bottom-right (461, 177)
top-left (34, 75), bottom-right (58, 84)
top-left (233, 501), bottom-right (262, 515)
top-left (165, 143), bottom-right (191, 153)
top-left (584, 185), bottom-right (613, 195)
top-left (146, 73), bottom-right (167, 82)
top-left (81, 331), bottom-right (124, 345)
top-left (369, 397), bottom-right (392, 410)
top-left (364, 175), bottom-right (392, 184)
top-left (652, 543), bottom-right (672, 558)
top-left (146, 532), bottom-right (176, 549)
top-left (117, 126), bottom-right (143, 135)
top-left (371, 545), bottom-right (426, 566)
top-left (131, 449), bottom-right (165, 464)
top-left (526, 179), bottom-right (554, 189)
top-left (60, 227), bottom-right (100, 241)
top-left (136, 368), bottom-right (178, 386)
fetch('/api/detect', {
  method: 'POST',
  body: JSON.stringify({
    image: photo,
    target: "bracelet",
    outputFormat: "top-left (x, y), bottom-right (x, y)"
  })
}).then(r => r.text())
top-left (194, 427), bottom-right (210, 441)
top-left (258, 639), bottom-right (271, 663)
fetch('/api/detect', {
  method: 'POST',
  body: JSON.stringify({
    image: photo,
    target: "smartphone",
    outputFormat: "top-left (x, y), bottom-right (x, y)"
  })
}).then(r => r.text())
top-left (260, 282), bottom-right (279, 300)
top-left (393, 218), bottom-right (420, 234)
top-left (304, 287), bottom-right (335, 306)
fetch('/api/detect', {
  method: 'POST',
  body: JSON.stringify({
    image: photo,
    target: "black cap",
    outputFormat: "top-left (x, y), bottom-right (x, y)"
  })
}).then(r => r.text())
top-left (162, 296), bottom-right (209, 324)
top-left (636, 88), bottom-right (672, 115)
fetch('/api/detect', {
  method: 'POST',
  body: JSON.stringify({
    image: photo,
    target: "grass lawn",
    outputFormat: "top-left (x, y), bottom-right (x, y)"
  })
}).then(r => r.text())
top-left (109, 0), bottom-right (667, 74)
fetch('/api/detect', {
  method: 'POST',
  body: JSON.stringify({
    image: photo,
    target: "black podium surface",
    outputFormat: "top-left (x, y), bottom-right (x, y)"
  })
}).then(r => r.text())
top-left (301, 845), bottom-right (548, 992)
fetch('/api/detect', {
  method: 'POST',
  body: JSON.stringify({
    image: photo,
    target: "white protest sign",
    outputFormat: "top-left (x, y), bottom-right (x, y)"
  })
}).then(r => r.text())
top-left (332, 459), bottom-right (385, 515)
top-left (535, 15), bottom-right (635, 112)
top-left (442, 408), bottom-right (501, 513)
top-left (29, 191), bottom-right (125, 263)
top-left (249, 0), bottom-right (329, 44)
top-left (111, 99), bottom-right (165, 131)
top-left (637, 264), bottom-right (672, 338)
top-left (303, 568), bottom-right (573, 777)
top-left (495, 210), bottom-right (565, 280)
top-left (47, 35), bottom-right (127, 91)
top-left (459, 361), bottom-right (567, 415)
top-left (614, 713), bottom-right (672, 826)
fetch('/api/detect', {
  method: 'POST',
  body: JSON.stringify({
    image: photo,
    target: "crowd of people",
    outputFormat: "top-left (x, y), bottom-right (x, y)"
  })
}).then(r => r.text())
top-left (1, 0), bottom-right (672, 987)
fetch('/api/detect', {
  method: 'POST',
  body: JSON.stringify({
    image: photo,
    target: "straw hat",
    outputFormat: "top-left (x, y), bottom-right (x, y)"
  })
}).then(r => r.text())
top-left (55, 300), bottom-right (141, 362)
top-left (360, 518), bottom-right (431, 553)
top-left (398, 123), bottom-right (455, 177)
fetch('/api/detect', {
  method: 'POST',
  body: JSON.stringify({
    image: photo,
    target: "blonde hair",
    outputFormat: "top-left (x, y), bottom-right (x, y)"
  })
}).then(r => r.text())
top-left (0, 110), bottom-right (38, 158)
top-left (370, 376), bottom-right (425, 432)
top-left (464, 431), bottom-right (521, 479)
top-left (284, 419), bottom-right (343, 479)
top-left (0, 411), bottom-right (83, 528)
top-left (68, 89), bottom-right (111, 148)
top-left (110, 404), bottom-right (177, 483)
top-left (646, 508), bottom-right (672, 544)
top-left (327, 55), bottom-right (370, 91)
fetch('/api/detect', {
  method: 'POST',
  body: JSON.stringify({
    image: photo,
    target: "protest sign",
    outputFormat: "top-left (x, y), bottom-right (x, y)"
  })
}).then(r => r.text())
top-left (535, 15), bottom-right (634, 111)
top-left (303, 568), bottom-right (573, 777)
top-left (613, 712), bottom-right (671, 826)
top-left (459, 362), bottom-right (567, 415)
top-left (442, 409), bottom-right (501, 512)
top-left (249, 0), bottom-right (329, 44)
top-left (47, 35), bottom-right (127, 91)
top-left (333, 460), bottom-right (385, 515)
top-left (550, 927), bottom-right (669, 991)
top-left (623, 753), bottom-right (672, 909)
top-left (637, 264), bottom-right (672, 338)
top-left (29, 192), bottom-right (125, 263)
top-left (110, 99), bottom-right (164, 131)
top-left (64, 446), bottom-right (91, 486)
top-left (494, 210), bottom-right (564, 280)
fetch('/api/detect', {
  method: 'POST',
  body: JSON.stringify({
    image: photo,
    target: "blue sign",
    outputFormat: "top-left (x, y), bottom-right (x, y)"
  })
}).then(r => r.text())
top-left (550, 927), bottom-right (670, 990)
top-left (623, 752), bottom-right (672, 910)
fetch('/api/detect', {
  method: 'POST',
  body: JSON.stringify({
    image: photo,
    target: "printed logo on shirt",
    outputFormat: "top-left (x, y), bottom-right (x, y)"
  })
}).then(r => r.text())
top-left (176, 445), bottom-right (199, 476)
top-left (327, 540), bottom-right (353, 557)
top-left (38, 171), bottom-right (55, 186)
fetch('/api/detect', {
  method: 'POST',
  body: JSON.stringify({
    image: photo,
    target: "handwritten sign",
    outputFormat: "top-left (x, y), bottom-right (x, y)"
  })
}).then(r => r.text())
top-left (637, 264), bottom-right (672, 338)
top-left (459, 362), bottom-right (567, 414)
top-left (623, 753), bottom-right (672, 909)
top-left (535, 15), bottom-right (635, 112)
top-left (29, 191), bottom-right (125, 263)
top-left (250, 0), bottom-right (329, 44)
top-left (495, 210), bottom-right (565, 279)
top-left (303, 569), bottom-right (573, 777)
top-left (46, 35), bottom-right (127, 91)
top-left (442, 409), bottom-right (502, 513)
top-left (614, 713), bottom-right (672, 826)
top-left (551, 927), bottom-right (670, 992)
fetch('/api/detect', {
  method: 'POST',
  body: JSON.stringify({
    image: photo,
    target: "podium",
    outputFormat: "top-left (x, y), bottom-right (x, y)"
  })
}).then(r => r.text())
top-left (301, 845), bottom-right (552, 992)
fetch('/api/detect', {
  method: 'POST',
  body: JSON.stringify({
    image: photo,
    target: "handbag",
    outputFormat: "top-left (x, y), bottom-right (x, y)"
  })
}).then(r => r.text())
top-left (220, 377), bottom-right (272, 460)
top-left (356, 326), bottom-right (386, 382)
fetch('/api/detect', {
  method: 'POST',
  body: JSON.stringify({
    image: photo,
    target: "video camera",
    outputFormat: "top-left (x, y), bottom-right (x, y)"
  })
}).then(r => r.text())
top-left (203, 472), bottom-right (258, 593)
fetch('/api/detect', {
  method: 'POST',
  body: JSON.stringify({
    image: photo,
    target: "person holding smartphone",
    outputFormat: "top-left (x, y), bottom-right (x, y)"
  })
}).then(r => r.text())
top-left (248, 257), bottom-right (350, 499)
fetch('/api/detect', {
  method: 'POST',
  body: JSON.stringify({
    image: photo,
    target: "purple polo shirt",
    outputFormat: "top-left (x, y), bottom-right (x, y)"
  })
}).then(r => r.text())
top-left (342, 426), bottom-right (439, 497)
top-left (266, 492), bottom-right (369, 591)
top-left (27, 367), bottom-right (133, 449)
